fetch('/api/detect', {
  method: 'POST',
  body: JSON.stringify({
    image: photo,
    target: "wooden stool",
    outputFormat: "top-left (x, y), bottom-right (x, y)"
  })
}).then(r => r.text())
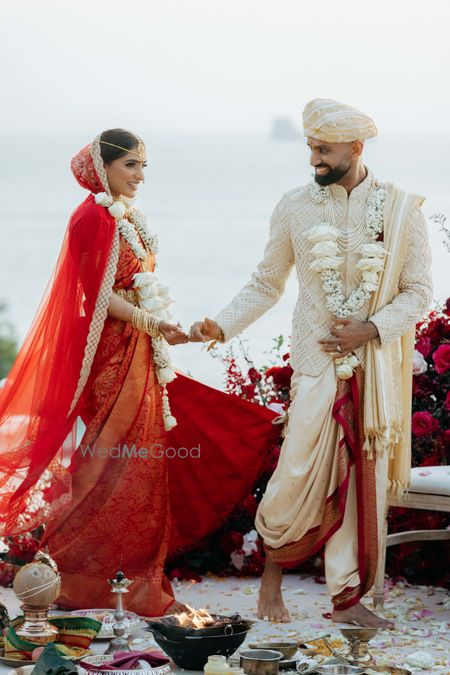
top-left (373, 465), bottom-right (450, 610)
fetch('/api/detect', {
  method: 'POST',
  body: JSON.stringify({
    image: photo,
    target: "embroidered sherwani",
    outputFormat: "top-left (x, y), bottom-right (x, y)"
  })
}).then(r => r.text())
top-left (215, 170), bottom-right (432, 607)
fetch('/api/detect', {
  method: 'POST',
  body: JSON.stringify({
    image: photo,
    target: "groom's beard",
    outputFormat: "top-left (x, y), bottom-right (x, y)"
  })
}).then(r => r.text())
top-left (314, 160), bottom-right (351, 186)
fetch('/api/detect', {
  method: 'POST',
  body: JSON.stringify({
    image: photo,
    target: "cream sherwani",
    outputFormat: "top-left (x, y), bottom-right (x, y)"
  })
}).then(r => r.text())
top-left (215, 170), bottom-right (432, 602)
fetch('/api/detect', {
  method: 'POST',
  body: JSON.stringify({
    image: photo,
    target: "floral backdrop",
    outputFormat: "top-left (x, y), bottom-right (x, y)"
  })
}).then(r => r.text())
top-left (165, 301), bottom-right (450, 588)
top-left (0, 305), bottom-right (449, 589)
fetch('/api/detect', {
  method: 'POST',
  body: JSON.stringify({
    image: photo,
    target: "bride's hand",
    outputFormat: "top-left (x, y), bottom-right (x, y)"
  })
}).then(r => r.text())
top-left (189, 318), bottom-right (221, 342)
top-left (159, 321), bottom-right (189, 345)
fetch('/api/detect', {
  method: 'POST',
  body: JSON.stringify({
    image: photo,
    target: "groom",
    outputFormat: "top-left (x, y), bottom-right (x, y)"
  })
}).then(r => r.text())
top-left (189, 99), bottom-right (432, 627)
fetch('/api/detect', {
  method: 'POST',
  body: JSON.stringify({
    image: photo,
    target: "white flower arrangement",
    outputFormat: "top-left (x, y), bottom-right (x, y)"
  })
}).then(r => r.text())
top-left (133, 271), bottom-right (174, 321)
top-left (117, 218), bottom-right (147, 260)
top-left (93, 193), bottom-right (158, 259)
top-left (133, 271), bottom-right (176, 388)
top-left (108, 201), bottom-right (127, 219)
top-left (94, 191), bottom-right (176, 429)
top-left (94, 191), bottom-right (113, 207)
top-left (307, 182), bottom-right (387, 379)
top-left (309, 180), bottom-right (330, 205)
top-left (307, 222), bottom-right (339, 242)
top-left (335, 353), bottom-right (360, 380)
top-left (365, 182), bottom-right (386, 240)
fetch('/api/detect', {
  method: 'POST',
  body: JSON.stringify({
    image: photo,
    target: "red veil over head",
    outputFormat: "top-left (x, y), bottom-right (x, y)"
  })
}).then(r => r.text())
top-left (0, 137), bottom-right (119, 534)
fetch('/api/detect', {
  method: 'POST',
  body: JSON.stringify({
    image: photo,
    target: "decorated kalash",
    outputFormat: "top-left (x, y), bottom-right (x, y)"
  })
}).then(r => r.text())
top-left (0, 554), bottom-right (171, 674)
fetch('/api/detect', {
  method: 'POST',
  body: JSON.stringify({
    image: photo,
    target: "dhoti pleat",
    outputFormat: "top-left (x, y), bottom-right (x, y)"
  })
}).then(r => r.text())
top-left (256, 361), bottom-right (384, 608)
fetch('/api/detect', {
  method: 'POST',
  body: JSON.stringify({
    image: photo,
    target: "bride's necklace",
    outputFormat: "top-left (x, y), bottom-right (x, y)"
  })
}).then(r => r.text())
top-left (94, 192), bottom-right (159, 261)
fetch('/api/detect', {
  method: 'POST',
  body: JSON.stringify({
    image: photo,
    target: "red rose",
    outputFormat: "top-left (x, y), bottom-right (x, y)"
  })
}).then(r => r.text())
top-left (282, 353), bottom-right (290, 362)
top-left (411, 411), bottom-right (439, 436)
top-left (248, 367), bottom-right (262, 383)
top-left (426, 317), bottom-right (450, 343)
top-left (445, 391), bottom-right (450, 411)
top-left (220, 531), bottom-right (244, 554)
top-left (241, 384), bottom-right (256, 399)
top-left (265, 366), bottom-right (281, 379)
top-left (444, 297), bottom-right (450, 316)
top-left (269, 365), bottom-right (293, 389)
top-left (432, 344), bottom-right (450, 374)
top-left (415, 337), bottom-right (432, 358)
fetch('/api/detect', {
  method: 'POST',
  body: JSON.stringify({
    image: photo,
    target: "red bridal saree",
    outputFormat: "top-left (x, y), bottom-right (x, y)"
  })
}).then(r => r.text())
top-left (0, 140), bottom-right (278, 615)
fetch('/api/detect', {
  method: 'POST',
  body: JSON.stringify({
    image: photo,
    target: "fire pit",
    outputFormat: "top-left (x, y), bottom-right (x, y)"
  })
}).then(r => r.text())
top-left (146, 606), bottom-right (254, 670)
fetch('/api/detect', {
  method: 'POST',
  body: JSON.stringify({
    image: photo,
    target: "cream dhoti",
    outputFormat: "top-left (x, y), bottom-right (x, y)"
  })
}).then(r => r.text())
top-left (256, 363), bottom-right (386, 610)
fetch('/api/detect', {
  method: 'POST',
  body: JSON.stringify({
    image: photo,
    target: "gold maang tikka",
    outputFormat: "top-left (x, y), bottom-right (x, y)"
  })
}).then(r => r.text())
top-left (99, 137), bottom-right (146, 161)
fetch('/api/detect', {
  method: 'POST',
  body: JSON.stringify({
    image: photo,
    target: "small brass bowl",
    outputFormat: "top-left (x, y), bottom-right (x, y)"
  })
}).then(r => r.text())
top-left (339, 627), bottom-right (378, 642)
top-left (248, 642), bottom-right (300, 659)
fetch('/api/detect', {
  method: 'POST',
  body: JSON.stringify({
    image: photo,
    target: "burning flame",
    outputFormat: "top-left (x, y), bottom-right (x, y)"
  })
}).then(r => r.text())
top-left (175, 604), bottom-right (215, 628)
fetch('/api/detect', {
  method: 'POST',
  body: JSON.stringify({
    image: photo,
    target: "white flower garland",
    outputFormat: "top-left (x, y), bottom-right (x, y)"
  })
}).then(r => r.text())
top-left (307, 180), bottom-right (387, 379)
top-left (94, 192), bottom-right (177, 430)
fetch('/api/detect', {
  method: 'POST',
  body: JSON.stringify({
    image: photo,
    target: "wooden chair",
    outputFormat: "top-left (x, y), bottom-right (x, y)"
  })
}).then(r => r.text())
top-left (373, 465), bottom-right (450, 610)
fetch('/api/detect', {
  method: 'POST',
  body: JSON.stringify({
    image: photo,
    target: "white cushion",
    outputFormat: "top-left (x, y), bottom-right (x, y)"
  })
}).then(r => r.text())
top-left (409, 466), bottom-right (450, 496)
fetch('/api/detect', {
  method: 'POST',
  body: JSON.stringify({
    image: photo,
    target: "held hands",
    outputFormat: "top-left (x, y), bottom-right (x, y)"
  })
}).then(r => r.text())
top-left (159, 321), bottom-right (189, 345)
top-left (319, 318), bottom-right (379, 357)
top-left (189, 318), bottom-right (221, 343)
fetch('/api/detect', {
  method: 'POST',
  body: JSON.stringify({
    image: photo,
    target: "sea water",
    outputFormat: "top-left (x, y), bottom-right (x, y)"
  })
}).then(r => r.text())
top-left (0, 133), bottom-right (448, 388)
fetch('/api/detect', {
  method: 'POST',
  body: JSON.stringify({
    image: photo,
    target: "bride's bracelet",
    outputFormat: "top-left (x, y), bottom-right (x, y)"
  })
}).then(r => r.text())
top-left (132, 307), bottom-right (162, 338)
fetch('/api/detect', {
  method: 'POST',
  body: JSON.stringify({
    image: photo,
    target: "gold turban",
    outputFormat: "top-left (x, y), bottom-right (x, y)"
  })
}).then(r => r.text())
top-left (303, 98), bottom-right (378, 143)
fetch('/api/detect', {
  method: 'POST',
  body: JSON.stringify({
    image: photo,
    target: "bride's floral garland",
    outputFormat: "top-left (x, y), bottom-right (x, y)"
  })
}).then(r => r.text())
top-left (95, 192), bottom-right (177, 430)
top-left (308, 180), bottom-right (387, 379)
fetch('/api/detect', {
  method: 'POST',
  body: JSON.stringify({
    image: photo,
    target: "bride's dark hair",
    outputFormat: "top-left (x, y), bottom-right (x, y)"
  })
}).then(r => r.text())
top-left (99, 128), bottom-right (139, 163)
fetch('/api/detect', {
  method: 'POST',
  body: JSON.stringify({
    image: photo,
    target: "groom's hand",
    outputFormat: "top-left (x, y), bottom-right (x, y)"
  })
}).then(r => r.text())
top-left (319, 318), bottom-right (379, 357)
top-left (189, 318), bottom-right (221, 343)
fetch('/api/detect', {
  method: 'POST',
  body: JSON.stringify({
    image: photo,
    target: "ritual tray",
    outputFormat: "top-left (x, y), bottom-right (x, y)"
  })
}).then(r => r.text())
top-left (77, 654), bottom-right (172, 675)
top-left (68, 608), bottom-right (141, 639)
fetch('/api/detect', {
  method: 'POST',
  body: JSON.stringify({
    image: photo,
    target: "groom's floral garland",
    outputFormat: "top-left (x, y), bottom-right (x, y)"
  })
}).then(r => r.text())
top-left (95, 192), bottom-right (177, 430)
top-left (308, 180), bottom-right (387, 379)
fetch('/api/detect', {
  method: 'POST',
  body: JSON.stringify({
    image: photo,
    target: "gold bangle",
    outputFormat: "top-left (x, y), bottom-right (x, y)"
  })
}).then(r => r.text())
top-left (132, 307), bottom-right (162, 337)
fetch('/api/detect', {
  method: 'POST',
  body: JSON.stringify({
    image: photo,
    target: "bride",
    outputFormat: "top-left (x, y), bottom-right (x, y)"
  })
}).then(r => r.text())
top-left (0, 129), bottom-right (278, 616)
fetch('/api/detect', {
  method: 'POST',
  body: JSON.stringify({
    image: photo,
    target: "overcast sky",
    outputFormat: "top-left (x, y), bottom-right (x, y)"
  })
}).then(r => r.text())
top-left (1, 0), bottom-right (449, 137)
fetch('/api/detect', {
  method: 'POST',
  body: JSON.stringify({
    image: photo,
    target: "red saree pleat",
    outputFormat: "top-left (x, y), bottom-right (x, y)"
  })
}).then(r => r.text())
top-left (41, 239), bottom-right (175, 616)
top-left (166, 375), bottom-right (280, 556)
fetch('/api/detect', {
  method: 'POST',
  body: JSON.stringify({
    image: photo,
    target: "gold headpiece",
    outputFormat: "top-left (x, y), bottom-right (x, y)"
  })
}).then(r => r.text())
top-left (99, 138), bottom-right (146, 160)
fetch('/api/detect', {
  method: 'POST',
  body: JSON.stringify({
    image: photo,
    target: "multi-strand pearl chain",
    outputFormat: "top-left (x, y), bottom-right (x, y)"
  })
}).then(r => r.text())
top-left (308, 179), bottom-right (387, 379)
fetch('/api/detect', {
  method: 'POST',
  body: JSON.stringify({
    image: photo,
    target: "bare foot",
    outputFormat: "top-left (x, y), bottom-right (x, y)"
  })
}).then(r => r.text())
top-left (332, 601), bottom-right (394, 629)
top-left (257, 556), bottom-right (291, 622)
top-left (164, 599), bottom-right (189, 615)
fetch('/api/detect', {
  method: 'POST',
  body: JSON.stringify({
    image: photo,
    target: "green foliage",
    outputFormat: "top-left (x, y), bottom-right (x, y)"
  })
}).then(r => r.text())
top-left (0, 303), bottom-right (18, 380)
